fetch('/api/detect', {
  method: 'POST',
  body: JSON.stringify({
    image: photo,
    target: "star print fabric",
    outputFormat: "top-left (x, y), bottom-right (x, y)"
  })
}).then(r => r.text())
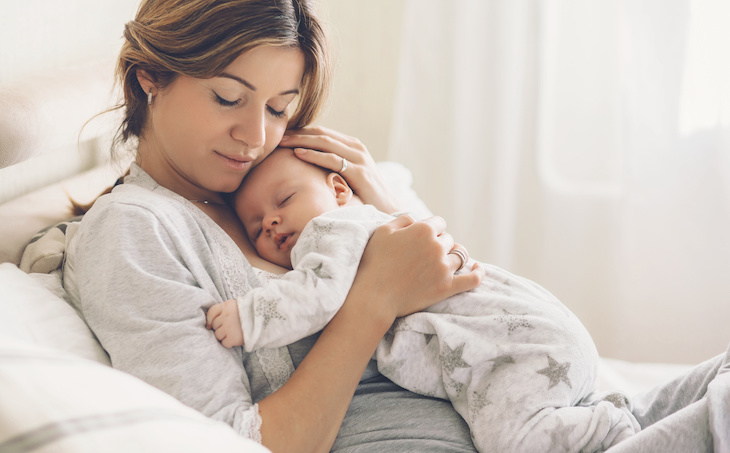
top-left (375, 261), bottom-right (641, 452)
top-left (237, 204), bottom-right (640, 451)
top-left (234, 207), bottom-right (379, 352)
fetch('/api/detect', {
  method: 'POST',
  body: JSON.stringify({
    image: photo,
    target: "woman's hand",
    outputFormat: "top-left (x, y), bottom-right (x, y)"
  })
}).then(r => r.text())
top-left (280, 126), bottom-right (401, 214)
top-left (257, 216), bottom-right (482, 453)
top-left (352, 215), bottom-right (484, 320)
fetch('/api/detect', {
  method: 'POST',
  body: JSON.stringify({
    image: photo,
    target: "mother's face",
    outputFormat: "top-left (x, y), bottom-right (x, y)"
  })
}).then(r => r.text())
top-left (138, 45), bottom-right (305, 196)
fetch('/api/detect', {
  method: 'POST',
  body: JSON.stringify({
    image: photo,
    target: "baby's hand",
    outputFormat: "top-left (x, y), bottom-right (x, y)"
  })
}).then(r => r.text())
top-left (206, 299), bottom-right (244, 348)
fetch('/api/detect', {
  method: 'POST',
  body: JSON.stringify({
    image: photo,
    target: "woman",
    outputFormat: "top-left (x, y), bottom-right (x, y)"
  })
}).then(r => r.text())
top-left (63, 0), bottom-right (483, 451)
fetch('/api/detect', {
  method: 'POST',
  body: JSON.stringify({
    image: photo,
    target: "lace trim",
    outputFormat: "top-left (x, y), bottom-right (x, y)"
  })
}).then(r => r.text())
top-left (189, 203), bottom-right (298, 418)
top-left (216, 232), bottom-right (256, 297)
top-left (188, 201), bottom-right (296, 436)
top-left (256, 347), bottom-right (295, 392)
top-left (253, 267), bottom-right (284, 281)
top-left (186, 202), bottom-right (258, 297)
top-left (131, 166), bottom-right (270, 442)
top-left (240, 403), bottom-right (263, 444)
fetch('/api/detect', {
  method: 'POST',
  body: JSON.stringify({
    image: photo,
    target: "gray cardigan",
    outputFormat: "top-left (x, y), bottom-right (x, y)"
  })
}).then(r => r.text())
top-left (63, 164), bottom-right (477, 451)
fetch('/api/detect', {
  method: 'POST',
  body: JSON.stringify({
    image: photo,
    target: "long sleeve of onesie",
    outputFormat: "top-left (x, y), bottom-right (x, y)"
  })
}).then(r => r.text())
top-left (237, 205), bottom-right (391, 352)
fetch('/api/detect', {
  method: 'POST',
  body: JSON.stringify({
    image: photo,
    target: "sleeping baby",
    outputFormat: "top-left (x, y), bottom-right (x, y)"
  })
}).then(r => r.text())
top-left (206, 147), bottom-right (640, 452)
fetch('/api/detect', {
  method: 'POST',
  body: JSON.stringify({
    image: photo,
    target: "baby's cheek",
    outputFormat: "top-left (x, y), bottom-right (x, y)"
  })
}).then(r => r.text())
top-left (261, 243), bottom-right (279, 263)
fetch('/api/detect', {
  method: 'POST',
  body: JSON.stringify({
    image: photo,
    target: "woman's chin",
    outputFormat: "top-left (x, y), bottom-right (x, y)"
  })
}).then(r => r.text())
top-left (210, 176), bottom-right (248, 194)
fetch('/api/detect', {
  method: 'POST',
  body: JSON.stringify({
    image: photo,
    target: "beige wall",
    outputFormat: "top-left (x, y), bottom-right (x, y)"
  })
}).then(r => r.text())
top-left (0, 0), bottom-right (139, 82)
top-left (319, 1), bottom-right (406, 161)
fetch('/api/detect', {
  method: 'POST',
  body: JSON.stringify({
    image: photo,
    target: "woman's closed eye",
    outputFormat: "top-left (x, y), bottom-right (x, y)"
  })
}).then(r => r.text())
top-left (213, 91), bottom-right (287, 119)
top-left (213, 92), bottom-right (241, 108)
top-left (267, 105), bottom-right (286, 118)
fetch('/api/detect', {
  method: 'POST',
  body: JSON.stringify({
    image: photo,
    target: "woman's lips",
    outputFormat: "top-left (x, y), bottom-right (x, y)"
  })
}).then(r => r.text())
top-left (215, 151), bottom-right (253, 171)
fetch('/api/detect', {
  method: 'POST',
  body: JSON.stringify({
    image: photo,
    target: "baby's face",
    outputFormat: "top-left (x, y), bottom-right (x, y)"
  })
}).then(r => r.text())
top-left (235, 148), bottom-right (341, 268)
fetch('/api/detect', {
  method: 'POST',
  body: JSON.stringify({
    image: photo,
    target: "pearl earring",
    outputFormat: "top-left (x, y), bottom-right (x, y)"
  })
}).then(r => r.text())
top-left (147, 91), bottom-right (153, 106)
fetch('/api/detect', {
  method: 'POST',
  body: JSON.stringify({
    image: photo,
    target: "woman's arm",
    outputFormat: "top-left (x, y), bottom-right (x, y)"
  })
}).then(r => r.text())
top-left (72, 181), bottom-right (479, 453)
top-left (257, 215), bottom-right (484, 452)
top-left (280, 126), bottom-right (401, 214)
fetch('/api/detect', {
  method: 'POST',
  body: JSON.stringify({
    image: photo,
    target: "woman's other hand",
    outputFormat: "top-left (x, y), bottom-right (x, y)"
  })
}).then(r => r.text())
top-left (353, 215), bottom-right (484, 321)
top-left (280, 126), bottom-right (401, 214)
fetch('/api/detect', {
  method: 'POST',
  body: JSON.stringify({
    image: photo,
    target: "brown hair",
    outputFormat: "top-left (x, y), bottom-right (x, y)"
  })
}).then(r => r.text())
top-left (74, 0), bottom-right (331, 215)
top-left (114, 0), bottom-right (331, 159)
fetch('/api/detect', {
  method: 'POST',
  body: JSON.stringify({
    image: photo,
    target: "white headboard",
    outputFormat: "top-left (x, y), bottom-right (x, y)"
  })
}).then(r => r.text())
top-left (0, 58), bottom-right (119, 204)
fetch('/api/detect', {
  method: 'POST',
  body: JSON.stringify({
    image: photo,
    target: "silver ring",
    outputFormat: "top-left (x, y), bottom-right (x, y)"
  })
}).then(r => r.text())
top-left (340, 157), bottom-right (348, 173)
top-left (448, 248), bottom-right (468, 272)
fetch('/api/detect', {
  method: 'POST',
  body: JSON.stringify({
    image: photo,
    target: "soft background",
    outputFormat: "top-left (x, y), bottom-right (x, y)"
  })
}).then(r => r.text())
top-left (1, 0), bottom-right (728, 364)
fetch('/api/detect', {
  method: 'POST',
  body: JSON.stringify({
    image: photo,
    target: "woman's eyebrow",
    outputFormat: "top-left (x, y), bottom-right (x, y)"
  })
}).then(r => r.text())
top-left (218, 72), bottom-right (299, 96)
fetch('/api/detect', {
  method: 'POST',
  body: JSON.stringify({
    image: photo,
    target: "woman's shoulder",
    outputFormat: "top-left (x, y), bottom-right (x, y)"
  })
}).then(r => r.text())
top-left (69, 176), bottom-right (212, 258)
top-left (83, 166), bottom-right (195, 227)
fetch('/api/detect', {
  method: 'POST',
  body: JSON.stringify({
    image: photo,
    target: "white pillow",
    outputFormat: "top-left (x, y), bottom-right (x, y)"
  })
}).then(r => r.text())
top-left (0, 262), bottom-right (109, 364)
top-left (376, 161), bottom-right (433, 220)
top-left (0, 338), bottom-right (269, 453)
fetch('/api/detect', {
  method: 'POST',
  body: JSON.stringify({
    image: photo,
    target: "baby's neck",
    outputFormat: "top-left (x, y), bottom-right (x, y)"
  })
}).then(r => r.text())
top-left (346, 195), bottom-right (364, 207)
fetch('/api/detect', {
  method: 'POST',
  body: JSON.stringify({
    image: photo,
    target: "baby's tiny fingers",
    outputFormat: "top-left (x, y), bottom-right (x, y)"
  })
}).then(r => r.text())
top-left (214, 328), bottom-right (225, 341)
top-left (205, 311), bottom-right (217, 329)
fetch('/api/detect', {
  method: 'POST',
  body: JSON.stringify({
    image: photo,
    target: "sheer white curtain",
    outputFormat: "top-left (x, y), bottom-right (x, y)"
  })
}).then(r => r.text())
top-left (388, 0), bottom-right (730, 363)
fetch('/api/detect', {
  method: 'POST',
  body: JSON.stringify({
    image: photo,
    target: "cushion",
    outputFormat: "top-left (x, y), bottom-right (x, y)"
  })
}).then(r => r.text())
top-left (0, 263), bottom-right (109, 364)
top-left (0, 163), bottom-right (120, 266)
top-left (20, 216), bottom-right (82, 274)
top-left (0, 338), bottom-right (269, 452)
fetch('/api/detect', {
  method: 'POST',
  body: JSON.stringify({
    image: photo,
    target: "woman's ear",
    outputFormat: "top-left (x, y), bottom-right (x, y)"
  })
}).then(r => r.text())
top-left (327, 173), bottom-right (353, 206)
top-left (136, 69), bottom-right (157, 97)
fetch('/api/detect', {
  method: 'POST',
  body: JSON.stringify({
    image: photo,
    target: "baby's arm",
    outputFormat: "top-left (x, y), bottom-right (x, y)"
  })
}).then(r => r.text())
top-left (206, 299), bottom-right (243, 348)
top-left (214, 206), bottom-right (389, 352)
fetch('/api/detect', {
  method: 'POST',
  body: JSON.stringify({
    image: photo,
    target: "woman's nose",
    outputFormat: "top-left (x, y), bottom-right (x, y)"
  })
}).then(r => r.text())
top-left (232, 107), bottom-right (266, 149)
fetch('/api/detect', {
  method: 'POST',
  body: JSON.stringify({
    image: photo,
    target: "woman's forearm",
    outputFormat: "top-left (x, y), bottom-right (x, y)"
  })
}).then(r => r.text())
top-left (257, 289), bottom-right (393, 453)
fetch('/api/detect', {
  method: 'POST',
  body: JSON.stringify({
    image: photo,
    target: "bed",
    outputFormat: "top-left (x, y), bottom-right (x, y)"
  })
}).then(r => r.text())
top-left (0, 60), bottom-right (696, 452)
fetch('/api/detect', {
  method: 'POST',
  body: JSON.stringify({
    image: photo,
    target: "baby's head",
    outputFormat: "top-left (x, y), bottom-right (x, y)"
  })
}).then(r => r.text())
top-left (233, 147), bottom-right (359, 269)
